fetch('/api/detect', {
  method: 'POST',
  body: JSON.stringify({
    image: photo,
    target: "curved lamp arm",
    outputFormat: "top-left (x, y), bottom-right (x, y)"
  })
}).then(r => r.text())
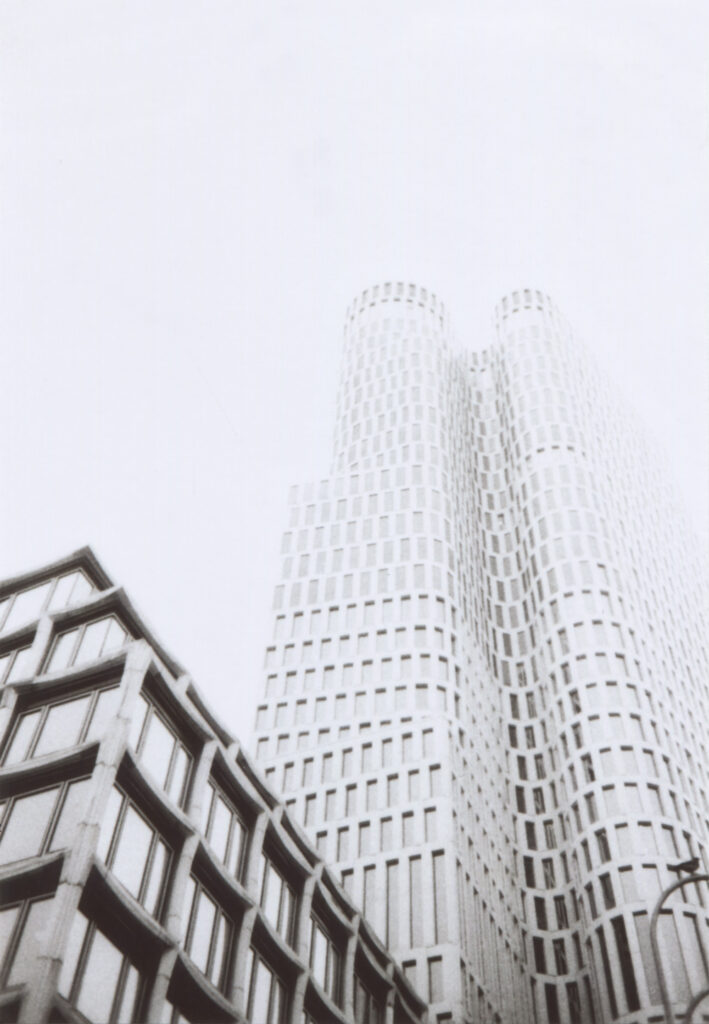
top-left (649, 872), bottom-right (709, 1024)
top-left (685, 984), bottom-right (709, 1024)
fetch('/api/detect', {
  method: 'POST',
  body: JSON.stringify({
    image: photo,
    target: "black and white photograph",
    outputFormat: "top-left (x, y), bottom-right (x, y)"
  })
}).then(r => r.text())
top-left (0, 3), bottom-right (707, 1022)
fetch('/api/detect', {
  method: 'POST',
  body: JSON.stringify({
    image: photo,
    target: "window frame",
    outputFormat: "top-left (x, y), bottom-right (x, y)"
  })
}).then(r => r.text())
top-left (308, 914), bottom-right (344, 1007)
top-left (45, 614), bottom-right (130, 673)
top-left (129, 691), bottom-right (194, 809)
top-left (182, 875), bottom-right (235, 994)
top-left (2, 683), bottom-right (121, 766)
top-left (201, 779), bottom-right (250, 883)
top-left (59, 912), bottom-right (146, 1023)
top-left (258, 848), bottom-right (298, 947)
top-left (98, 785), bottom-right (172, 920)
top-left (0, 774), bottom-right (93, 867)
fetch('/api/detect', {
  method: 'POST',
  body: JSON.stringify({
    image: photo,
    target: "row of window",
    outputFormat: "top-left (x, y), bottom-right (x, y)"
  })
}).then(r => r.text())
top-left (273, 562), bottom-right (456, 610)
top-left (318, 806), bottom-right (439, 860)
top-left (0, 569), bottom-right (95, 636)
top-left (274, 596), bottom-right (454, 639)
top-left (272, 731), bottom-right (436, 790)
top-left (0, 613), bottom-right (131, 691)
top-left (297, 765), bottom-right (444, 826)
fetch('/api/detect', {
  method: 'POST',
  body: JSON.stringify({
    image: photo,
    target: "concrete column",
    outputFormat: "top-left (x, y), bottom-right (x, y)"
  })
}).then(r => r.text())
top-left (18, 645), bottom-right (150, 1023)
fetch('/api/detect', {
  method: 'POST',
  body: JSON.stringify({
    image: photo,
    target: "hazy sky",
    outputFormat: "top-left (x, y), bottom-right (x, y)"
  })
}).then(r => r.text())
top-left (1, 1), bottom-right (707, 740)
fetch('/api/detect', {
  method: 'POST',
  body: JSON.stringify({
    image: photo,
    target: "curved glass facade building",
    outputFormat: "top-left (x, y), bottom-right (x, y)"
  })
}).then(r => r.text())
top-left (0, 548), bottom-right (426, 1024)
top-left (252, 284), bottom-right (709, 1024)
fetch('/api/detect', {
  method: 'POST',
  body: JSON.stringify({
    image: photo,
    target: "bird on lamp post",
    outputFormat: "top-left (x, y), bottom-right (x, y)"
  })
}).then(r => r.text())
top-left (667, 857), bottom-right (700, 875)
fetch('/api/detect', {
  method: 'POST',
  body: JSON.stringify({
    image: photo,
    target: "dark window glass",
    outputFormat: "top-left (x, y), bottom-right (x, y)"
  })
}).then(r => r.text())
top-left (611, 915), bottom-right (640, 1012)
top-left (596, 925), bottom-right (618, 1018)
top-left (354, 975), bottom-right (384, 1024)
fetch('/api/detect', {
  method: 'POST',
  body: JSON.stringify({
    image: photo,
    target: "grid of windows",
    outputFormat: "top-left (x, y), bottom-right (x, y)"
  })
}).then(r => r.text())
top-left (254, 284), bottom-right (709, 1024)
top-left (0, 550), bottom-right (427, 1024)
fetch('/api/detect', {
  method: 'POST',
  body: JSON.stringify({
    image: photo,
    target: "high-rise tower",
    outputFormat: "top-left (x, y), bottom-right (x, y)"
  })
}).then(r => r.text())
top-left (251, 283), bottom-right (709, 1024)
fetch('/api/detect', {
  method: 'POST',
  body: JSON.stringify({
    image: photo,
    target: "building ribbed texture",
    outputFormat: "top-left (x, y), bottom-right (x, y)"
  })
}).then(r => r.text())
top-left (0, 548), bottom-right (427, 1024)
top-left (252, 283), bottom-right (709, 1024)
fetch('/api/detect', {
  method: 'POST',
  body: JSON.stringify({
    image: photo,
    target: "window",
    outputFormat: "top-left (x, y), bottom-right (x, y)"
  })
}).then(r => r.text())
top-left (611, 915), bottom-right (640, 1011)
top-left (553, 938), bottom-right (567, 974)
top-left (354, 975), bottom-right (384, 1024)
top-left (0, 572), bottom-right (94, 637)
top-left (310, 917), bottom-right (342, 1006)
top-left (428, 956), bottom-right (443, 1002)
top-left (0, 776), bottom-right (92, 866)
top-left (596, 829), bottom-right (611, 863)
top-left (128, 692), bottom-right (192, 808)
top-left (567, 981), bottom-right (582, 1023)
top-left (2, 686), bottom-right (121, 765)
top-left (0, 895), bottom-right (55, 988)
top-left (58, 911), bottom-right (144, 1023)
top-left (599, 873), bottom-right (615, 910)
top-left (96, 787), bottom-right (171, 918)
top-left (47, 615), bottom-right (129, 672)
top-left (181, 877), bottom-right (234, 992)
top-left (259, 852), bottom-right (297, 945)
top-left (0, 644), bottom-right (35, 685)
top-left (200, 781), bottom-right (249, 880)
top-left (554, 895), bottom-right (569, 930)
top-left (246, 949), bottom-right (287, 1024)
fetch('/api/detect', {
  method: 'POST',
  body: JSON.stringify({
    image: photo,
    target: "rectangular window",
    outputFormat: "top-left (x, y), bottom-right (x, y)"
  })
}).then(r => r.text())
top-left (596, 925), bottom-right (618, 1019)
top-left (200, 781), bottom-right (248, 881)
top-left (432, 851), bottom-right (447, 943)
top-left (57, 911), bottom-right (144, 1022)
top-left (247, 949), bottom-right (287, 1024)
top-left (354, 975), bottom-right (384, 1024)
top-left (183, 878), bottom-right (234, 993)
top-left (0, 776), bottom-right (92, 866)
top-left (128, 693), bottom-right (193, 808)
top-left (96, 787), bottom-right (170, 918)
top-left (2, 686), bottom-right (121, 765)
top-left (409, 856), bottom-right (423, 946)
top-left (309, 917), bottom-right (342, 1007)
top-left (611, 915), bottom-right (640, 1011)
top-left (258, 853), bottom-right (297, 946)
top-left (2, 895), bottom-right (55, 990)
top-left (428, 956), bottom-right (443, 1003)
top-left (386, 861), bottom-right (398, 948)
top-left (47, 615), bottom-right (129, 673)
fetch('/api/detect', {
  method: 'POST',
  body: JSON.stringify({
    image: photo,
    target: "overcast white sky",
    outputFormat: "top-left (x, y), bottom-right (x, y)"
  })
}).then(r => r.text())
top-left (1, 1), bottom-right (707, 740)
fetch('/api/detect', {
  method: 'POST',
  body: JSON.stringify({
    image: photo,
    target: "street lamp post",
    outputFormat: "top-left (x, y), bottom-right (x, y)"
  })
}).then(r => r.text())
top-left (649, 860), bottom-right (709, 1024)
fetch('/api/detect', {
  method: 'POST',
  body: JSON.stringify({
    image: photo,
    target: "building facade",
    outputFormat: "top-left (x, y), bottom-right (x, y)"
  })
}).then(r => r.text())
top-left (0, 548), bottom-right (427, 1024)
top-left (251, 283), bottom-right (709, 1024)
